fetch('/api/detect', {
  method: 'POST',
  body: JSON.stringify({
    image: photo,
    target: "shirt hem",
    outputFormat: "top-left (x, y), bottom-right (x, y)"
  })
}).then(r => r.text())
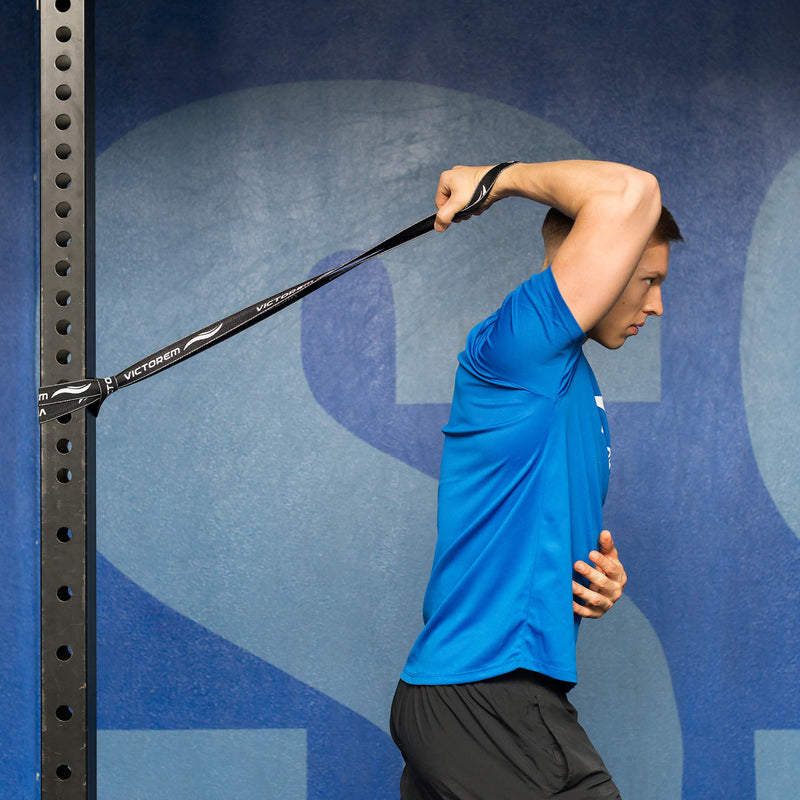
top-left (400, 657), bottom-right (577, 687)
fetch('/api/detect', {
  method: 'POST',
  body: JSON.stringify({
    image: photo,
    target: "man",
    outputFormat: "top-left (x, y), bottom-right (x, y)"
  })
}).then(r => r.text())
top-left (391, 161), bottom-right (683, 799)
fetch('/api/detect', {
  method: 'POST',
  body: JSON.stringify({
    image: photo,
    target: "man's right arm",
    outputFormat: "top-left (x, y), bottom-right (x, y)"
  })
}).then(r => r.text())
top-left (433, 161), bottom-right (662, 333)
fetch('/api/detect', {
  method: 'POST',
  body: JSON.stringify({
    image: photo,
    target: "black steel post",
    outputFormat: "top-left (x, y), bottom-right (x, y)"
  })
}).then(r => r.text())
top-left (40, 0), bottom-right (95, 797)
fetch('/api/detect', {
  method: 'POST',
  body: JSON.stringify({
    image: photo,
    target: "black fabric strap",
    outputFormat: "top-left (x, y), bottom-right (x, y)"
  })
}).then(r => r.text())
top-left (38, 161), bottom-right (518, 423)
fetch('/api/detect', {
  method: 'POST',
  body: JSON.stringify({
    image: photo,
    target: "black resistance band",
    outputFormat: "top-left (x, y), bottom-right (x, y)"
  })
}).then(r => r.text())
top-left (38, 161), bottom-right (518, 423)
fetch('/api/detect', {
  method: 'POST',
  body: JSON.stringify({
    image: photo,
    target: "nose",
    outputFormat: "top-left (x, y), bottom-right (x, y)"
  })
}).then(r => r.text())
top-left (644, 286), bottom-right (663, 317)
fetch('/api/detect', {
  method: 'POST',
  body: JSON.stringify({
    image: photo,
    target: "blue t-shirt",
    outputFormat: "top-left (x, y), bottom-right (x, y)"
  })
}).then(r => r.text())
top-left (401, 267), bottom-right (610, 686)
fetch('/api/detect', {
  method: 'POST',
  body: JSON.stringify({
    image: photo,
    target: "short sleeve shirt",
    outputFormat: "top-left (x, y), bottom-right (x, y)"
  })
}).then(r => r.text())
top-left (401, 267), bottom-right (610, 686)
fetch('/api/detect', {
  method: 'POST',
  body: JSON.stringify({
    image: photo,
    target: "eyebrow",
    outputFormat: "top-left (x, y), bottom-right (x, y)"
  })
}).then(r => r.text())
top-left (641, 268), bottom-right (668, 283)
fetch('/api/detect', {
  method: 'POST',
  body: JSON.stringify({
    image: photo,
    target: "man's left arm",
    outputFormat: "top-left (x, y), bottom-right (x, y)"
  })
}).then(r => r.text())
top-left (573, 530), bottom-right (628, 618)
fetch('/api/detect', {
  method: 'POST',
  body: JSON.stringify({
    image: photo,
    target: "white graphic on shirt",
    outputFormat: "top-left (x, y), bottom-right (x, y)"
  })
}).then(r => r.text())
top-left (595, 395), bottom-right (612, 469)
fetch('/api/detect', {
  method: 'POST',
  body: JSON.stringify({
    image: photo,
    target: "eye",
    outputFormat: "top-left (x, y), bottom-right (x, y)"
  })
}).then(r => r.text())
top-left (644, 277), bottom-right (654, 286)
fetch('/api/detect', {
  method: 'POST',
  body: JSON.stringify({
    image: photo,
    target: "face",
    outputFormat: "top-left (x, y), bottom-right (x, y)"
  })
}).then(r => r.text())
top-left (587, 240), bottom-right (670, 349)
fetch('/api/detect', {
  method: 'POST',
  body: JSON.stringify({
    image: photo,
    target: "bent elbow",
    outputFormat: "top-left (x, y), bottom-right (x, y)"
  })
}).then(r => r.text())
top-left (625, 169), bottom-right (662, 229)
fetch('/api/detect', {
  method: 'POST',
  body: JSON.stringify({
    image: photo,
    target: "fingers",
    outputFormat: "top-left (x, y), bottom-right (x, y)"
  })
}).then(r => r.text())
top-left (583, 555), bottom-right (627, 592)
top-left (572, 530), bottom-right (627, 618)
top-left (434, 179), bottom-right (466, 232)
top-left (433, 203), bottom-right (461, 232)
top-left (574, 560), bottom-right (625, 601)
top-left (589, 530), bottom-right (626, 582)
top-left (433, 168), bottom-right (460, 231)
top-left (597, 531), bottom-right (620, 568)
top-left (598, 529), bottom-right (615, 554)
top-left (572, 581), bottom-right (613, 619)
top-left (573, 556), bottom-right (626, 619)
top-left (433, 165), bottom-right (486, 232)
top-left (588, 549), bottom-right (626, 584)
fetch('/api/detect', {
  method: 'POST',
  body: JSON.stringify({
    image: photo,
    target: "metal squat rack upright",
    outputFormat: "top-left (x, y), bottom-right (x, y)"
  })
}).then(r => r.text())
top-left (40, 0), bottom-right (95, 797)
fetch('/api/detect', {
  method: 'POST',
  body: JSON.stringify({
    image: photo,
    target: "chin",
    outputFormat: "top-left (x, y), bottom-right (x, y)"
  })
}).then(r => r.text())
top-left (588, 333), bottom-right (626, 350)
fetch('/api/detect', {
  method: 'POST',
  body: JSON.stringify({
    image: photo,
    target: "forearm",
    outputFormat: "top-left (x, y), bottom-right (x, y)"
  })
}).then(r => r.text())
top-left (433, 160), bottom-right (660, 237)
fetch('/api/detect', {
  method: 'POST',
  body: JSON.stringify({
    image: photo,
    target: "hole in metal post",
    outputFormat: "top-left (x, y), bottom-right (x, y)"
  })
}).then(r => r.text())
top-left (55, 173), bottom-right (71, 189)
top-left (57, 585), bottom-right (73, 602)
top-left (56, 764), bottom-right (72, 781)
top-left (56, 645), bottom-right (73, 661)
top-left (55, 114), bottom-right (71, 130)
top-left (55, 319), bottom-right (72, 335)
top-left (55, 704), bottom-right (74, 721)
top-left (55, 231), bottom-right (72, 247)
top-left (55, 54), bottom-right (71, 71)
top-left (55, 260), bottom-right (71, 276)
top-left (56, 438), bottom-right (72, 453)
top-left (55, 0), bottom-right (71, 11)
top-left (56, 527), bottom-right (72, 542)
top-left (56, 413), bottom-right (72, 425)
top-left (55, 143), bottom-right (72, 160)
top-left (55, 26), bottom-right (71, 42)
top-left (55, 290), bottom-right (71, 306)
top-left (55, 350), bottom-right (72, 366)
top-left (55, 202), bottom-right (71, 218)
top-left (55, 84), bottom-right (71, 101)
top-left (56, 467), bottom-right (72, 483)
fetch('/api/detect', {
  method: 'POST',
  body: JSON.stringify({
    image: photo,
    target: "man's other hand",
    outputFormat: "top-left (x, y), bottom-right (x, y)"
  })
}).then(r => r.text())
top-left (572, 530), bottom-right (628, 618)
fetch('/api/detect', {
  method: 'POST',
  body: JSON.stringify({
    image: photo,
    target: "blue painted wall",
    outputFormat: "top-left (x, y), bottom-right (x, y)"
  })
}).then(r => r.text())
top-left (0, 1), bottom-right (38, 796)
top-left (4, 1), bottom-right (800, 798)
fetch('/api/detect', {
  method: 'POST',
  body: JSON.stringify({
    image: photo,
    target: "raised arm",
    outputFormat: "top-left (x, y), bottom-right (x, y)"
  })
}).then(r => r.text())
top-left (434, 161), bottom-right (662, 333)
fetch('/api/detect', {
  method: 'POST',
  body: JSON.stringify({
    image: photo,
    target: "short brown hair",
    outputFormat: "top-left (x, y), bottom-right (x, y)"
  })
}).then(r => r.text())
top-left (541, 206), bottom-right (684, 249)
top-left (651, 206), bottom-right (683, 245)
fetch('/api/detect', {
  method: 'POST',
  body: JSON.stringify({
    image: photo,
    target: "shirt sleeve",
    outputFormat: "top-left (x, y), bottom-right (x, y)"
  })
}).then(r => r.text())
top-left (458, 267), bottom-right (586, 397)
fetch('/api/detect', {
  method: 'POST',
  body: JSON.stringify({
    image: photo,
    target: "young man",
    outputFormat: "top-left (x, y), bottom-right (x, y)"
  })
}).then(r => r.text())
top-left (391, 161), bottom-right (683, 799)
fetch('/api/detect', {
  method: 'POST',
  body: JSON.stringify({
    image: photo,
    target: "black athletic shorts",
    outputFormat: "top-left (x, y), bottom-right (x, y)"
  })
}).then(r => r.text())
top-left (390, 669), bottom-right (621, 800)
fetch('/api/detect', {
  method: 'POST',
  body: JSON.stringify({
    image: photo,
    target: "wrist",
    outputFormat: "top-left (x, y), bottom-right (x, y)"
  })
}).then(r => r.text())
top-left (491, 161), bottom-right (528, 201)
